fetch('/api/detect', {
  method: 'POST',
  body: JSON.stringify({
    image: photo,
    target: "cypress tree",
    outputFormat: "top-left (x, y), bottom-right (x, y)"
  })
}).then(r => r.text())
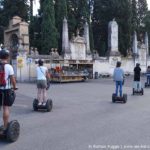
top-left (55, 0), bottom-right (67, 54)
top-left (41, 0), bottom-right (58, 54)
top-left (67, 0), bottom-right (78, 38)
top-left (137, 0), bottom-right (148, 26)
top-left (67, 0), bottom-right (94, 50)
top-left (78, 0), bottom-right (89, 29)
top-left (0, 0), bottom-right (29, 44)
top-left (92, 0), bottom-right (132, 56)
top-left (131, 0), bottom-right (138, 33)
top-left (2, 0), bottom-right (29, 24)
top-left (137, 0), bottom-right (148, 36)
top-left (92, 0), bottom-right (113, 56)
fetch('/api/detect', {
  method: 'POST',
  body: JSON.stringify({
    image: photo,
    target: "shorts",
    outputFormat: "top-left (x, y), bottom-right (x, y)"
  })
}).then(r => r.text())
top-left (0, 89), bottom-right (12, 106)
top-left (37, 80), bottom-right (47, 89)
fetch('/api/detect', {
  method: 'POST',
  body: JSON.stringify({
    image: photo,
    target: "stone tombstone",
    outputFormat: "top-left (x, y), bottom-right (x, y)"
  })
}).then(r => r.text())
top-left (132, 31), bottom-right (138, 55)
top-left (145, 32), bottom-right (149, 56)
top-left (108, 19), bottom-right (120, 56)
top-left (84, 22), bottom-right (91, 54)
top-left (62, 17), bottom-right (70, 55)
top-left (70, 30), bottom-right (86, 60)
top-left (138, 44), bottom-right (147, 67)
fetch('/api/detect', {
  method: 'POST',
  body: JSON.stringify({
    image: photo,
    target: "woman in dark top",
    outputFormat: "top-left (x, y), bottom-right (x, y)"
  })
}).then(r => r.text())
top-left (134, 63), bottom-right (141, 81)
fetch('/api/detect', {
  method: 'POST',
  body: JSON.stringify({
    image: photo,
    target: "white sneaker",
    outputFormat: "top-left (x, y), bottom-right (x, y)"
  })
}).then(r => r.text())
top-left (42, 101), bottom-right (46, 106)
top-left (38, 102), bottom-right (42, 106)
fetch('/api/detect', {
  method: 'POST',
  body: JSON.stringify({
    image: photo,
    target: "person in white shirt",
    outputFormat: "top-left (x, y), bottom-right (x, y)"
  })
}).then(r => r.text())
top-left (0, 50), bottom-right (17, 132)
top-left (36, 59), bottom-right (50, 105)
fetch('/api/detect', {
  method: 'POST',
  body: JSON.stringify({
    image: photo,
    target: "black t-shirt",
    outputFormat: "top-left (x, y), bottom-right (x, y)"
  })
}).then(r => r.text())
top-left (134, 66), bottom-right (141, 81)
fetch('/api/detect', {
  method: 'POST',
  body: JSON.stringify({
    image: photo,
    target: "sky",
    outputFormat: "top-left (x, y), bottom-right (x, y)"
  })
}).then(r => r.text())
top-left (33, 0), bottom-right (150, 16)
top-left (148, 0), bottom-right (150, 10)
top-left (33, 0), bottom-right (40, 16)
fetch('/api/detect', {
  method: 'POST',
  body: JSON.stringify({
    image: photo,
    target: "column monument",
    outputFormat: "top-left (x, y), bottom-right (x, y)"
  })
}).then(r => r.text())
top-left (62, 17), bottom-right (70, 59)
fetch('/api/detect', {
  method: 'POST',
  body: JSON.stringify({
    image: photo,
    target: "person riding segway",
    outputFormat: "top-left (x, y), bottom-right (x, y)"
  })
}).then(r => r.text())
top-left (133, 63), bottom-right (143, 95)
top-left (112, 61), bottom-right (127, 103)
top-left (0, 49), bottom-right (20, 142)
top-left (33, 59), bottom-right (53, 112)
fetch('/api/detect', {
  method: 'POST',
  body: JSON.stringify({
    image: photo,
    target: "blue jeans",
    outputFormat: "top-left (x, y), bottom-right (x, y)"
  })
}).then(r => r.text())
top-left (147, 75), bottom-right (150, 84)
top-left (115, 81), bottom-right (123, 97)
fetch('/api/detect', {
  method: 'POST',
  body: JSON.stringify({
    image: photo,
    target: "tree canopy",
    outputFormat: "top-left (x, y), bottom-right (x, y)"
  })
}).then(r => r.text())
top-left (0, 0), bottom-right (149, 55)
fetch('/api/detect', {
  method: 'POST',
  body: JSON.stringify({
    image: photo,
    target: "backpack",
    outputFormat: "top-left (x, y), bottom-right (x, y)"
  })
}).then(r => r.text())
top-left (0, 63), bottom-right (6, 87)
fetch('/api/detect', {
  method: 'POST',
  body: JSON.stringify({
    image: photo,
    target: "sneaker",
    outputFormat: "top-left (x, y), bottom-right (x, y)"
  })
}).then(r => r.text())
top-left (0, 126), bottom-right (7, 135)
top-left (38, 102), bottom-right (42, 106)
top-left (42, 101), bottom-right (46, 106)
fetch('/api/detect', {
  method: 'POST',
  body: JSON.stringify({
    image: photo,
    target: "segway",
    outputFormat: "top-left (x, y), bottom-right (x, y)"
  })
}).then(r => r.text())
top-left (145, 82), bottom-right (150, 88)
top-left (0, 88), bottom-right (20, 142)
top-left (112, 93), bottom-right (127, 103)
top-left (0, 120), bottom-right (20, 142)
top-left (33, 99), bottom-right (53, 112)
top-left (133, 81), bottom-right (144, 95)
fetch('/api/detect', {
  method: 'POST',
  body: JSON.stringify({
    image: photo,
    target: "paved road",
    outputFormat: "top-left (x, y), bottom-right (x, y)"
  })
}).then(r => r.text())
top-left (0, 77), bottom-right (150, 150)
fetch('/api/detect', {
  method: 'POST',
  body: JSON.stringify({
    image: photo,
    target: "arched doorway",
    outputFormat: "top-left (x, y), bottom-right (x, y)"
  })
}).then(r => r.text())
top-left (4, 16), bottom-right (29, 79)
top-left (10, 34), bottom-right (19, 59)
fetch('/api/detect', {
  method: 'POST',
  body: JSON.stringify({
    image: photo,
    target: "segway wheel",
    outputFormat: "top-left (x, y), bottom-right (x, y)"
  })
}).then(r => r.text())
top-left (132, 88), bottom-right (135, 95)
top-left (46, 99), bottom-right (53, 112)
top-left (6, 120), bottom-right (20, 142)
top-left (145, 83), bottom-right (147, 88)
top-left (33, 99), bottom-right (38, 111)
top-left (141, 88), bottom-right (144, 95)
top-left (112, 93), bottom-right (116, 103)
top-left (123, 94), bottom-right (127, 103)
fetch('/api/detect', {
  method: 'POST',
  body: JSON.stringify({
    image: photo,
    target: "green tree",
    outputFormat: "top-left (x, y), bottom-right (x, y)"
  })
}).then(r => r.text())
top-left (55, 0), bottom-right (67, 54)
top-left (0, 0), bottom-right (29, 44)
top-left (92, 0), bottom-right (132, 56)
top-left (67, 0), bottom-right (94, 50)
top-left (137, 0), bottom-right (148, 35)
top-left (78, 0), bottom-right (90, 29)
top-left (29, 16), bottom-right (42, 52)
top-left (67, 0), bottom-right (79, 37)
top-left (92, 0), bottom-right (113, 56)
top-left (131, 0), bottom-right (138, 33)
top-left (137, 0), bottom-right (148, 25)
top-left (41, 0), bottom-right (58, 54)
top-left (67, 0), bottom-right (90, 35)
top-left (2, 0), bottom-right (29, 24)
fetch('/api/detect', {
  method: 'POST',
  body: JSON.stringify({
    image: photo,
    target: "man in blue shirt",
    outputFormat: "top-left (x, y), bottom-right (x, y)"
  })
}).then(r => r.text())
top-left (113, 61), bottom-right (124, 97)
